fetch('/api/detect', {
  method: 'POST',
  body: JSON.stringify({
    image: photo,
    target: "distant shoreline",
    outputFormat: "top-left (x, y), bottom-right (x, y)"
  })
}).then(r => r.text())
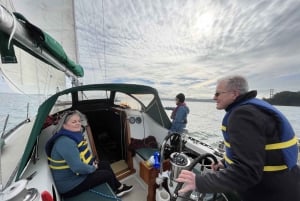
top-left (161, 98), bottom-right (214, 102)
top-left (263, 91), bottom-right (300, 107)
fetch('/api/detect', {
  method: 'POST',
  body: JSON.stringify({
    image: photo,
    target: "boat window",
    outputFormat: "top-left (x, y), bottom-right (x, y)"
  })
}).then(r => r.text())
top-left (78, 90), bottom-right (110, 101)
top-left (114, 92), bottom-right (154, 110)
top-left (51, 93), bottom-right (72, 113)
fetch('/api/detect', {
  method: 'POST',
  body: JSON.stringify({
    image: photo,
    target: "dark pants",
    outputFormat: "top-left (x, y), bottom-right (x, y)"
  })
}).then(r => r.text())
top-left (62, 161), bottom-right (121, 198)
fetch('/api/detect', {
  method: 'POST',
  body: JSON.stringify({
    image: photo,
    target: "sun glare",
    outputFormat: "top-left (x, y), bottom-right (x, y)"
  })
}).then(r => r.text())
top-left (193, 11), bottom-right (216, 37)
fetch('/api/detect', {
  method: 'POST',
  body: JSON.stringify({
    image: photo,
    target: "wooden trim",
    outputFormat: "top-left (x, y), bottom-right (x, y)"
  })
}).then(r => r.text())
top-left (116, 168), bottom-right (136, 180)
top-left (139, 160), bottom-right (171, 201)
top-left (124, 113), bottom-right (134, 170)
top-left (85, 124), bottom-right (99, 161)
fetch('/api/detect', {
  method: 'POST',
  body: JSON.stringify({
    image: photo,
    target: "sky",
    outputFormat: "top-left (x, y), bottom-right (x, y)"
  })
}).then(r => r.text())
top-left (1, 0), bottom-right (300, 99)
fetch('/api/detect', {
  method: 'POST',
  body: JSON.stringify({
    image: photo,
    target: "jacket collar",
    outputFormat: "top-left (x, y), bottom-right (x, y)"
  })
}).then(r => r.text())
top-left (225, 90), bottom-right (257, 112)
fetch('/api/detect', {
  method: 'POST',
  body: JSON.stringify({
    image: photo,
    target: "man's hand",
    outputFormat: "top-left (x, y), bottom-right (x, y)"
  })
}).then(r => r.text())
top-left (211, 160), bottom-right (224, 171)
top-left (175, 170), bottom-right (196, 194)
top-left (93, 160), bottom-right (99, 169)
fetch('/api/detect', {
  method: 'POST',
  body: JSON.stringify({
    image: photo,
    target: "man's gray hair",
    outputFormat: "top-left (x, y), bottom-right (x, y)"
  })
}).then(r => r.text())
top-left (218, 75), bottom-right (249, 94)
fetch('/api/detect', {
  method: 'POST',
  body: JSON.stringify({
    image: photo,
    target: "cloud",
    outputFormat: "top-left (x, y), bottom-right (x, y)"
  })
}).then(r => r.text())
top-left (73, 0), bottom-right (300, 98)
top-left (3, 1), bottom-right (299, 99)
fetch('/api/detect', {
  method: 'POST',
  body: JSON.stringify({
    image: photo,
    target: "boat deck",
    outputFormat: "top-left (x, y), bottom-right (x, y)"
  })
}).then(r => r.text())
top-left (120, 175), bottom-right (148, 201)
top-left (1, 120), bottom-right (34, 187)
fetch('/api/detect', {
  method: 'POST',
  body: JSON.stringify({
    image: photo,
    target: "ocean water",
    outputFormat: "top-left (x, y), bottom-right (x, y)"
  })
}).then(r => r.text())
top-left (0, 93), bottom-right (42, 132)
top-left (0, 93), bottom-right (299, 147)
top-left (162, 100), bottom-right (300, 147)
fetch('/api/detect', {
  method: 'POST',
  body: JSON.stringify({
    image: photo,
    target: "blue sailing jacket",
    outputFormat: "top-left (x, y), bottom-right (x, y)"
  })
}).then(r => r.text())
top-left (170, 104), bottom-right (189, 133)
top-left (222, 98), bottom-right (298, 171)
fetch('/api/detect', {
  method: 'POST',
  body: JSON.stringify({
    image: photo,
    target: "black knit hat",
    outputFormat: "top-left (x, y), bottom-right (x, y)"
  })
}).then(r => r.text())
top-left (176, 93), bottom-right (185, 103)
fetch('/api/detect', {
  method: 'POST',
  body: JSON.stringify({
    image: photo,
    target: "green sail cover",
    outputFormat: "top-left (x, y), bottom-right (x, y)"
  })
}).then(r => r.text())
top-left (0, 12), bottom-right (84, 77)
top-left (42, 31), bottom-right (84, 77)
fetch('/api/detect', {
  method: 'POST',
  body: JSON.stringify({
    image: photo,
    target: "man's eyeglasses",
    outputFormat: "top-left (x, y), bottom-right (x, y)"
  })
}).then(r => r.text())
top-left (214, 91), bottom-right (230, 97)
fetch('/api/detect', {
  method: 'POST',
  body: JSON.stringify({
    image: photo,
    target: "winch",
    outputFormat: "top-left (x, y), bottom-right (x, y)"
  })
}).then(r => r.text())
top-left (169, 152), bottom-right (191, 182)
top-left (0, 179), bottom-right (39, 201)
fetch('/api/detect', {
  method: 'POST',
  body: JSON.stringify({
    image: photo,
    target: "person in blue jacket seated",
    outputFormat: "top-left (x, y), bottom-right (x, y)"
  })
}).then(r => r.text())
top-left (176, 75), bottom-right (300, 201)
top-left (169, 93), bottom-right (190, 134)
top-left (45, 110), bottom-right (133, 198)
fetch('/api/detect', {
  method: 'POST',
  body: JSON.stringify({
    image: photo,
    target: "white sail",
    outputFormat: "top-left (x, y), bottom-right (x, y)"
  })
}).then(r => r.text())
top-left (0, 0), bottom-right (77, 95)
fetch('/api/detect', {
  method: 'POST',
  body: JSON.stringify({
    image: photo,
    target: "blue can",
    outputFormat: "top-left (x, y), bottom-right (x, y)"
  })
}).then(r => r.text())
top-left (153, 151), bottom-right (160, 169)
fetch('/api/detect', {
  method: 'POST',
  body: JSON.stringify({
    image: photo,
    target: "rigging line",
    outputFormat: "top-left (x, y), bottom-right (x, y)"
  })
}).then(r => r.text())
top-left (34, 59), bottom-right (42, 96)
top-left (46, 73), bottom-right (53, 97)
top-left (72, 0), bottom-right (80, 68)
top-left (93, 1), bottom-right (103, 74)
top-left (102, 0), bottom-right (107, 80)
top-left (43, 67), bottom-right (51, 97)
top-left (0, 68), bottom-right (27, 95)
top-left (79, 0), bottom-right (101, 84)
top-left (9, 0), bottom-right (15, 11)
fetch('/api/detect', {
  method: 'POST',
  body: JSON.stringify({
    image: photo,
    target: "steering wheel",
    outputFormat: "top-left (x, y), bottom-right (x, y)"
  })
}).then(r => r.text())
top-left (163, 133), bottom-right (186, 159)
top-left (171, 153), bottom-right (231, 201)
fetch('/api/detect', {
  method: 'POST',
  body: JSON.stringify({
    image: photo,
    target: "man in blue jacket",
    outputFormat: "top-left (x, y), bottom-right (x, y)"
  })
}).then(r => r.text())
top-left (176, 75), bottom-right (300, 201)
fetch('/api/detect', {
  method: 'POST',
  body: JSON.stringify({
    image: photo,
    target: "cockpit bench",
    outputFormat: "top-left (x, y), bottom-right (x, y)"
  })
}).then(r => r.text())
top-left (135, 147), bottom-right (159, 161)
